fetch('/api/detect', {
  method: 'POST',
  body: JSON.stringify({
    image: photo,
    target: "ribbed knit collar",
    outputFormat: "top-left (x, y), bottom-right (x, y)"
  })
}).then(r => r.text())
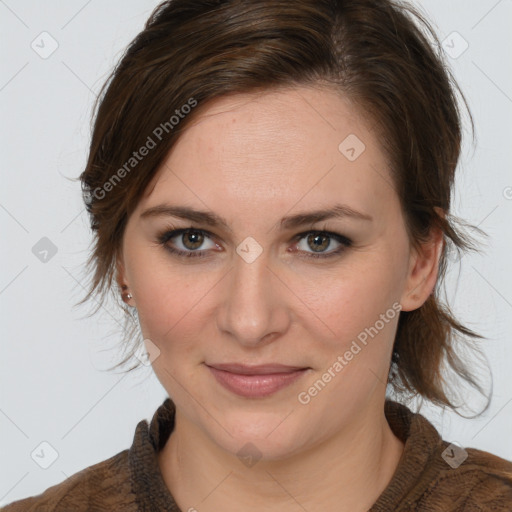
top-left (369, 400), bottom-right (443, 511)
top-left (129, 398), bottom-right (180, 511)
top-left (128, 397), bottom-right (442, 511)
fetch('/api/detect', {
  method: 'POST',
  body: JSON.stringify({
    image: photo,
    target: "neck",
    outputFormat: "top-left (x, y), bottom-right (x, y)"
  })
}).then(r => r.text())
top-left (158, 397), bottom-right (404, 512)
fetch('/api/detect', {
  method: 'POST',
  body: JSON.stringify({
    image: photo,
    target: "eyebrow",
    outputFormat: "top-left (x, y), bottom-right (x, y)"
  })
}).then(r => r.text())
top-left (140, 203), bottom-right (373, 231)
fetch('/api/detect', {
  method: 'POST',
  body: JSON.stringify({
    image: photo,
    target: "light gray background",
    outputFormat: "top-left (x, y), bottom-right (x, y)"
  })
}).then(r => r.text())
top-left (1, 0), bottom-right (511, 505)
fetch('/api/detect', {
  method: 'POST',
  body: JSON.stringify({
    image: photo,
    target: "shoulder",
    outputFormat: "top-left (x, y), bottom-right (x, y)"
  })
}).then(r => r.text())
top-left (379, 401), bottom-right (512, 511)
top-left (432, 444), bottom-right (512, 510)
top-left (1, 449), bottom-right (138, 512)
top-left (405, 442), bottom-right (512, 511)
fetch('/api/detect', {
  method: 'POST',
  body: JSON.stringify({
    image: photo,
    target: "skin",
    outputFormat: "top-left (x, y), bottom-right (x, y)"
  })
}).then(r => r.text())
top-left (117, 85), bottom-right (443, 512)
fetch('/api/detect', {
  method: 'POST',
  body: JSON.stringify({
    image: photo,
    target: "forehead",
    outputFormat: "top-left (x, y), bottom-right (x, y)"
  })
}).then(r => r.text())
top-left (140, 86), bottom-right (396, 223)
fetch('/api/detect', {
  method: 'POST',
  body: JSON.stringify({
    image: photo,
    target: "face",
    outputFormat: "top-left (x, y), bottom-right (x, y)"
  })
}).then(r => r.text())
top-left (118, 86), bottom-right (437, 460)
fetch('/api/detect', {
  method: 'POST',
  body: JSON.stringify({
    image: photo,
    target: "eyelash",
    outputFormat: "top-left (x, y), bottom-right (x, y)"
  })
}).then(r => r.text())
top-left (156, 227), bottom-right (352, 260)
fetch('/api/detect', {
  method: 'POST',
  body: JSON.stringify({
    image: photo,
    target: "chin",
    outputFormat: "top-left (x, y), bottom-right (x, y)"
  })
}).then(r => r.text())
top-left (200, 406), bottom-right (311, 462)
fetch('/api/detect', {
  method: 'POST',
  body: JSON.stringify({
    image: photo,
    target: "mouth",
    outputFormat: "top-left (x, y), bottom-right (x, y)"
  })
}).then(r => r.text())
top-left (205, 362), bottom-right (310, 398)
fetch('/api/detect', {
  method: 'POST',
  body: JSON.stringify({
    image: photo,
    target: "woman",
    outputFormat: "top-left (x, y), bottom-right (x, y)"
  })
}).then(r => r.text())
top-left (4, 0), bottom-right (512, 510)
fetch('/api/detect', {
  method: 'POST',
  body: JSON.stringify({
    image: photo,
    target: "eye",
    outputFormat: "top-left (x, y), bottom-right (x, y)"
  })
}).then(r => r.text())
top-left (157, 228), bottom-right (219, 258)
top-left (293, 231), bottom-right (352, 259)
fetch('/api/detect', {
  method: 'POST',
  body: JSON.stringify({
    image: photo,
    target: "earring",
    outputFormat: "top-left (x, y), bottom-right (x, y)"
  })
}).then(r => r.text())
top-left (121, 284), bottom-right (133, 303)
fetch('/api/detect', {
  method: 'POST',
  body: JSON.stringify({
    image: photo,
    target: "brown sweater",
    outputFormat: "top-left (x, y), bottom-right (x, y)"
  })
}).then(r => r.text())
top-left (3, 398), bottom-right (512, 511)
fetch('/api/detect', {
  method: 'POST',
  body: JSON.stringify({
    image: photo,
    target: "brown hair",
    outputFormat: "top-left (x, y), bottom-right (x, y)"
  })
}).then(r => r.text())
top-left (79, 0), bottom-right (489, 413)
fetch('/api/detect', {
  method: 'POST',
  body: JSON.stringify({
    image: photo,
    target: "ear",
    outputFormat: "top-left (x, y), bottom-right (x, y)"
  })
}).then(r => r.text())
top-left (400, 223), bottom-right (444, 312)
top-left (115, 252), bottom-right (127, 289)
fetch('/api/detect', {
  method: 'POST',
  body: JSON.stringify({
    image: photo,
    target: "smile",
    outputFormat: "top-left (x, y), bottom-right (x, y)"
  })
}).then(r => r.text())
top-left (205, 363), bottom-right (310, 398)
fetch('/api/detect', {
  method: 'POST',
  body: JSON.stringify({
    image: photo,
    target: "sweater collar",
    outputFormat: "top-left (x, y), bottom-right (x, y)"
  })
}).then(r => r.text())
top-left (129, 397), bottom-right (442, 511)
top-left (369, 400), bottom-right (443, 511)
top-left (129, 398), bottom-right (180, 511)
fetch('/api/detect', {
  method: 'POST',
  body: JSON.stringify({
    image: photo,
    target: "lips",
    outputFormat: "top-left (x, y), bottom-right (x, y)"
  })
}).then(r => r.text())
top-left (205, 362), bottom-right (309, 398)
top-left (207, 363), bottom-right (307, 375)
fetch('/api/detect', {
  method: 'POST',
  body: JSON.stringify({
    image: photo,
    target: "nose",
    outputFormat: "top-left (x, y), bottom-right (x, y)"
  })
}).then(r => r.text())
top-left (216, 250), bottom-right (291, 348)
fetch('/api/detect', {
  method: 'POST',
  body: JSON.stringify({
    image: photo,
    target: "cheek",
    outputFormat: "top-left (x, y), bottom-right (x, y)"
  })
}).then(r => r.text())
top-left (296, 253), bottom-right (405, 345)
top-left (136, 276), bottom-right (211, 342)
top-left (126, 244), bottom-right (217, 350)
